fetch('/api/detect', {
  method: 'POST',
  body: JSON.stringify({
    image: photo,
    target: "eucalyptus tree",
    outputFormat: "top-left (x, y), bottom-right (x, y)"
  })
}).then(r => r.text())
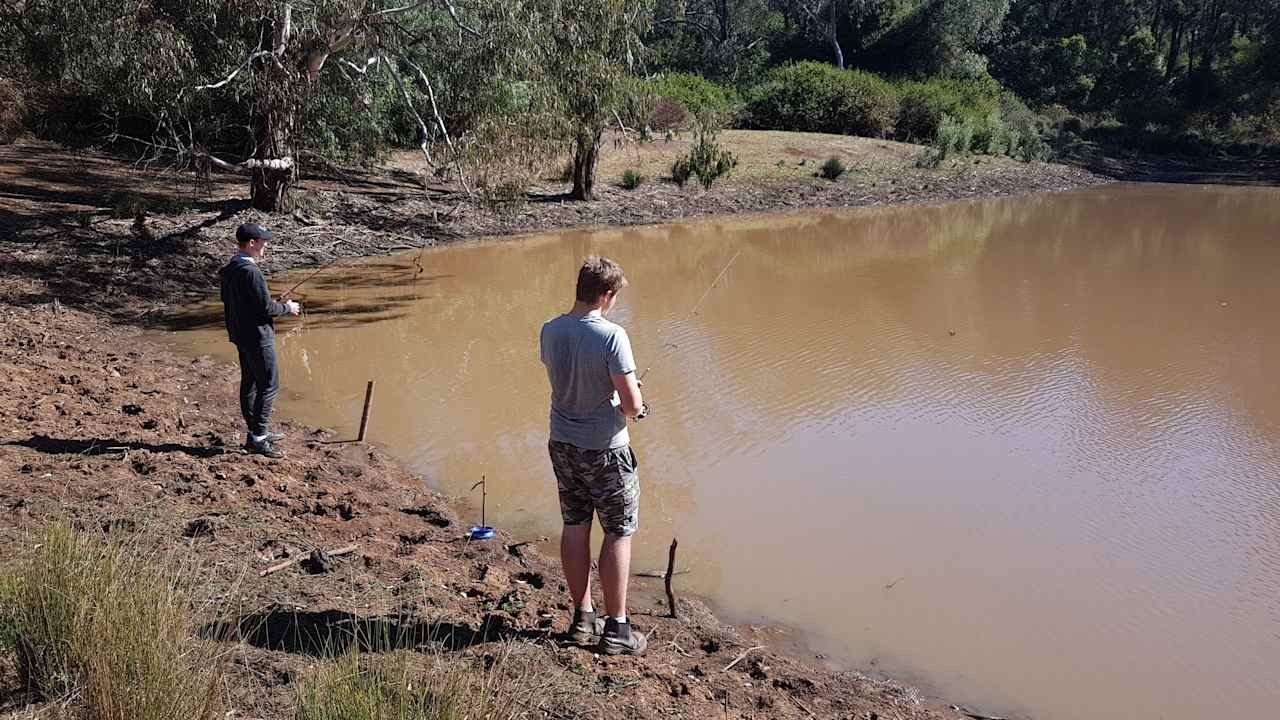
top-left (540, 0), bottom-right (653, 201)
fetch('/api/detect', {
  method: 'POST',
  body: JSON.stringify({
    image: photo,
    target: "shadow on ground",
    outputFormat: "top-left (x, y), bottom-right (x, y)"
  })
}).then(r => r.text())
top-left (7, 434), bottom-right (226, 459)
top-left (201, 608), bottom-right (551, 657)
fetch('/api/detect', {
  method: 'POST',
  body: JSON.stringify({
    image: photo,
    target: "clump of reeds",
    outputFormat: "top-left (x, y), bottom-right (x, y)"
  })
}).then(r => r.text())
top-left (0, 522), bottom-right (225, 720)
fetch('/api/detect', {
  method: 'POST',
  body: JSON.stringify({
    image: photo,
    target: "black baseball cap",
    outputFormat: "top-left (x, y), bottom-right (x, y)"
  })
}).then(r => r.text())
top-left (236, 223), bottom-right (273, 244)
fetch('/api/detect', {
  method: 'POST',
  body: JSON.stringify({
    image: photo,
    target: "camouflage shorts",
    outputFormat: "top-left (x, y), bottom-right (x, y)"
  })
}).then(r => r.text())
top-left (548, 440), bottom-right (640, 537)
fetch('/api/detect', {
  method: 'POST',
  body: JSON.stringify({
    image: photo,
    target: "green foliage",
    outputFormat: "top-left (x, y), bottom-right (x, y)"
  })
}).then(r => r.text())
top-left (896, 76), bottom-right (1003, 142)
top-left (297, 651), bottom-right (459, 720)
top-left (2, 523), bottom-right (223, 719)
top-left (621, 169), bottom-right (645, 189)
top-left (672, 133), bottom-right (737, 189)
top-left (744, 62), bottom-right (899, 137)
top-left (819, 156), bottom-right (846, 179)
top-left (648, 73), bottom-right (739, 128)
top-left (646, 0), bottom-right (785, 85)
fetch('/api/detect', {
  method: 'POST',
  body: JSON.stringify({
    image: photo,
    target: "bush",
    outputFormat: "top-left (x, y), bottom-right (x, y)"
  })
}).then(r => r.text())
top-left (1, 523), bottom-right (223, 719)
top-left (649, 73), bottom-right (738, 128)
top-left (819, 156), bottom-right (846, 180)
top-left (672, 134), bottom-right (737, 189)
top-left (648, 97), bottom-right (688, 132)
top-left (620, 169), bottom-right (644, 189)
top-left (744, 61), bottom-right (898, 138)
top-left (895, 77), bottom-right (1002, 142)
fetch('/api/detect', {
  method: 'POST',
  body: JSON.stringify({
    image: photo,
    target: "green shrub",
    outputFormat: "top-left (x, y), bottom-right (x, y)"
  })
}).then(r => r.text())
top-left (744, 61), bottom-right (898, 138)
top-left (620, 169), bottom-right (644, 189)
top-left (649, 73), bottom-right (738, 128)
top-left (672, 134), bottom-right (737, 189)
top-left (917, 114), bottom-right (974, 168)
top-left (819, 156), bottom-right (846, 180)
top-left (895, 77), bottom-right (1002, 142)
top-left (2, 523), bottom-right (223, 719)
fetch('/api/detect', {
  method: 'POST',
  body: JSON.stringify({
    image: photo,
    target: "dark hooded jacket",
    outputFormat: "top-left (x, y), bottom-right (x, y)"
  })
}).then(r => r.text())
top-left (218, 254), bottom-right (287, 345)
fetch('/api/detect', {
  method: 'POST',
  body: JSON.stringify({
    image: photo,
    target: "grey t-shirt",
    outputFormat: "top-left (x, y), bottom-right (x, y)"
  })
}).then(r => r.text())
top-left (540, 313), bottom-right (636, 450)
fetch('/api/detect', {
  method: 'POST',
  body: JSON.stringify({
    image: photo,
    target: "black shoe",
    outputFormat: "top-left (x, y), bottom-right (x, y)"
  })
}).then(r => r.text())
top-left (599, 618), bottom-right (647, 656)
top-left (244, 437), bottom-right (285, 459)
top-left (568, 609), bottom-right (605, 644)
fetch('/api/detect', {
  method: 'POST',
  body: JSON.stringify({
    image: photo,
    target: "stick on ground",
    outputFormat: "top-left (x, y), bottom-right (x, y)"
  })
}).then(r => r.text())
top-left (722, 645), bottom-right (766, 672)
top-left (260, 544), bottom-right (358, 577)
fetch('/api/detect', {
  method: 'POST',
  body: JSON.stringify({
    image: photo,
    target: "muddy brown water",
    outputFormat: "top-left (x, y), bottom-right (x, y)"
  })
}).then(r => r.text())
top-left (160, 184), bottom-right (1280, 720)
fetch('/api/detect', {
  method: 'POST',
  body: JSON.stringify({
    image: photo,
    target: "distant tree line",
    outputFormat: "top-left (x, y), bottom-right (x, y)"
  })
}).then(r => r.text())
top-left (1, 1), bottom-right (1277, 212)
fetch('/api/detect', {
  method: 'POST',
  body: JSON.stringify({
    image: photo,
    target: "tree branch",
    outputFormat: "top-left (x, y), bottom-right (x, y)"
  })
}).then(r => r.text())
top-left (399, 52), bottom-right (473, 195)
top-left (439, 0), bottom-right (483, 38)
top-left (383, 55), bottom-right (438, 167)
top-left (194, 26), bottom-right (269, 92)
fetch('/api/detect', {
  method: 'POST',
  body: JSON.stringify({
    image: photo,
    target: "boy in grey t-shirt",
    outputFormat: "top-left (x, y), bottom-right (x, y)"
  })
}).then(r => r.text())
top-left (540, 256), bottom-right (649, 655)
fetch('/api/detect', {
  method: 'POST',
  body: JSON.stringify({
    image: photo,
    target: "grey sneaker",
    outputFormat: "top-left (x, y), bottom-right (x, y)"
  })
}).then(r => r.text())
top-left (568, 609), bottom-right (605, 644)
top-left (599, 618), bottom-right (647, 656)
top-left (247, 431), bottom-right (286, 443)
top-left (244, 437), bottom-right (285, 459)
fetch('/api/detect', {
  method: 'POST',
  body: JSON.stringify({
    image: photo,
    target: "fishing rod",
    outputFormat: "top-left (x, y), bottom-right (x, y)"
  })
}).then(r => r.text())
top-left (278, 261), bottom-right (334, 300)
top-left (638, 248), bottom-right (742, 384)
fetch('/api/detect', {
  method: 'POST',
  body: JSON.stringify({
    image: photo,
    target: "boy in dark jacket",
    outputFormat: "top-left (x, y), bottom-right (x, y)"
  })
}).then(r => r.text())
top-left (219, 223), bottom-right (300, 458)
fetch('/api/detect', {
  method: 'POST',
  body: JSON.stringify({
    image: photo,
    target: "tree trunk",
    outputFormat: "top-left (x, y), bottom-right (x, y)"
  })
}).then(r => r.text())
top-left (828, 2), bottom-right (844, 70)
top-left (248, 97), bottom-right (296, 212)
top-left (250, 165), bottom-right (295, 212)
top-left (1166, 22), bottom-right (1183, 80)
top-left (571, 129), bottom-right (602, 201)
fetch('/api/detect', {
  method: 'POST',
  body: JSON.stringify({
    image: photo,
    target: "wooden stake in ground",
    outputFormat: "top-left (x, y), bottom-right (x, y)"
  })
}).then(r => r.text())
top-left (357, 380), bottom-right (375, 442)
top-left (665, 537), bottom-right (679, 619)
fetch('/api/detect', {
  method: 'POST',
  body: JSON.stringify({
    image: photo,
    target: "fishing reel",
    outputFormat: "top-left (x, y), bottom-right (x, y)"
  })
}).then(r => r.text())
top-left (635, 401), bottom-right (651, 421)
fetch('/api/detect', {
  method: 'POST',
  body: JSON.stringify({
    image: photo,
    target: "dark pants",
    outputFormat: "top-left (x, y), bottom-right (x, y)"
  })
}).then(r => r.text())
top-left (236, 340), bottom-right (278, 437)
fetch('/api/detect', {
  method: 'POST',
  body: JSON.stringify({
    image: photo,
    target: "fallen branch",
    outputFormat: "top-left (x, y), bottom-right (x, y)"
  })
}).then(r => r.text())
top-left (722, 645), bottom-right (765, 672)
top-left (634, 570), bottom-right (690, 578)
top-left (260, 544), bottom-right (358, 577)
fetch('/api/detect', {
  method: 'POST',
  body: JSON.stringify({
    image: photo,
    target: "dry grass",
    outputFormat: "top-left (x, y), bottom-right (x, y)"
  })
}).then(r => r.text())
top-left (386, 129), bottom-right (941, 190)
top-left (295, 642), bottom-right (563, 720)
top-left (0, 523), bottom-right (226, 720)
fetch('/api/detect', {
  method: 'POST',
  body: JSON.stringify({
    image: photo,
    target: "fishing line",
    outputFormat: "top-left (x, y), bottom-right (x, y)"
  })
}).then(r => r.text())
top-left (638, 248), bottom-right (742, 384)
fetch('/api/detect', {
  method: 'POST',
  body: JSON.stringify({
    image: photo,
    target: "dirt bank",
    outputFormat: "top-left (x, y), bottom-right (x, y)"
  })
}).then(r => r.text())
top-left (1, 133), bottom-right (1109, 322)
top-left (0, 132), bottom-right (1092, 719)
top-left (0, 280), bottom-right (970, 720)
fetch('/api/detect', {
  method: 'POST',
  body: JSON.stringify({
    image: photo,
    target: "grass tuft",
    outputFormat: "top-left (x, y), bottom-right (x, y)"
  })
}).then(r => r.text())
top-left (620, 169), bottom-right (645, 190)
top-left (0, 522), bottom-right (225, 720)
top-left (819, 156), bottom-right (846, 180)
top-left (296, 644), bottom-right (544, 720)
